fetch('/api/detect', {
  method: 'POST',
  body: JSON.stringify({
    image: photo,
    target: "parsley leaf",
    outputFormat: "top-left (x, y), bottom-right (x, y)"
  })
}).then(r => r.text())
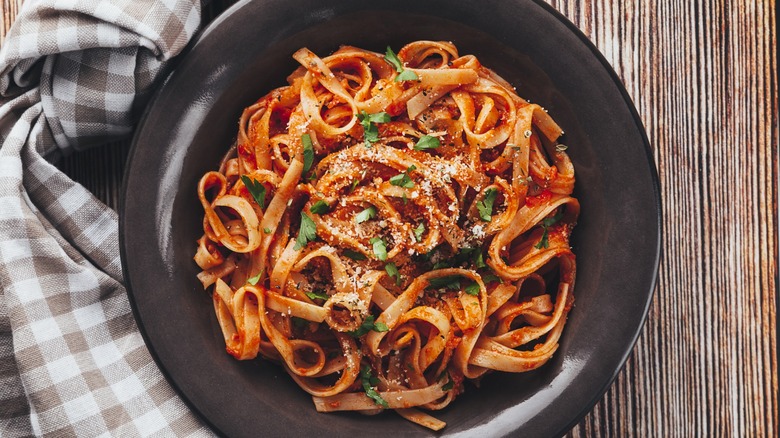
top-left (360, 364), bottom-right (389, 408)
top-left (395, 69), bottom-right (419, 82)
top-left (357, 111), bottom-right (391, 146)
top-left (310, 200), bottom-right (329, 214)
top-left (534, 212), bottom-right (563, 249)
top-left (481, 273), bottom-right (503, 284)
top-left (389, 165), bottom-right (416, 188)
top-left (473, 251), bottom-right (487, 269)
top-left (464, 282), bottom-right (480, 296)
top-left (247, 272), bottom-right (262, 285)
top-left (349, 179), bottom-right (360, 193)
top-left (384, 47), bottom-right (419, 82)
top-left (427, 275), bottom-right (462, 290)
top-left (241, 175), bottom-right (266, 209)
top-left (442, 375), bottom-right (455, 391)
top-left (301, 134), bottom-right (314, 173)
top-left (291, 316), bottom-right (308, 329)
top-left (356, 206), bottom-right (377, 224)
top-left (263, 227), bottom-right (272, 234)
top-left (385, 262), bottom-right (401, 286)
top-left (294, 212), bottom-right (317, 250)
top-left (413, 222), bottom-right (425, 242)
top-left (413, 135), bottom-right (440, 151)
top-left (305, 290), bottom-right (330, 301)
top-left (369, 237), bottom-right (388, 261)
top-left (477, 188), bottom-right (498, 222)
top-left (348, 315), bottom-right (389, 337)
top-left (343, 249), bottom-right (368, 261)
top-left (432, 261), bottom-right (451, 270)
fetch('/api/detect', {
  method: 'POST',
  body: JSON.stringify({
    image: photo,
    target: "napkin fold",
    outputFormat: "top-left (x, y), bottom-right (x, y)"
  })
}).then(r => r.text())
top-left (0, 0), bottom-right (212, 435)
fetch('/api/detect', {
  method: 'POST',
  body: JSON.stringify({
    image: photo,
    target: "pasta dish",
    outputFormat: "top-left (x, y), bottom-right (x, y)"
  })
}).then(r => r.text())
top-left (194, 41), bottom-right (579, 431)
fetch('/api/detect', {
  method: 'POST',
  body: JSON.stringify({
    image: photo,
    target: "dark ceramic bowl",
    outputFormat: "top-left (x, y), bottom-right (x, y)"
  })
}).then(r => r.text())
top-left (120, 0), bottom-right (661, 436)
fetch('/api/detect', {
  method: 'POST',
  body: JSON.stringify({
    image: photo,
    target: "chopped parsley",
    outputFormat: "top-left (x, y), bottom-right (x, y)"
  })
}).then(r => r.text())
top-left (473, 251), bottom-right (487, 269)
top-left (343, 249), bottom-right (368, 261)
top-left (384, 46), bottom-right (419, 82)
top-left (291, 316), bottom-right (308, 329)
top-left (429, 247), bottom-right (486, 270)
top-left (413, 135), bottom-right (440, 151)
top-left (247, 272), bottom-right (262, 285)
top-left (240, 175), bottom-right (266, 209)
top-left (294, 212), bottom-right (317, 250)
top-left (305, 290), bottom-right (330, 301)
top-left (534, 212), bottom-right (563, 249)
top-left (432, 261), bottom-right (450, 270)
top-left (477, 188), bottom-right (498, 222)
top-left (427, 275), bottom-right (462, 291)
top-left (309, 200), bottom-right (329, 214)
top-left (385, 262), bottom-right (401, 286)
top-left (349, 178), bottom-right (360, 193)
top-left (369, 237), bottom-right (388, 261)
top-left (389, 165), bottom-right (416, 188)
top-left (360, 364), bottom-right (389, 408)
top-left (442, 374), bottom-right (455, 391)
top-left (357, 110), bottom-right (391, 146)
top-left (413, 222), bottom-right (425, 242)
top-left (301, 134), bottom-right (314, 173)
top-left (481, 273), bottom-right (503, 284)
top-left (356, 206), bottom-right (377, 224)
top-left (263, 227), bottom-right (272, 234)
top-left (348, 315), bottom-right (389, 337)
top-left (464, 282), bottom-right (480, 296)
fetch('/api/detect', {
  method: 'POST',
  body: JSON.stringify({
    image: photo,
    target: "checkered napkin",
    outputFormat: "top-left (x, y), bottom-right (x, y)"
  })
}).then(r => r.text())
top-left (0, 1), bottom-right (213, 435)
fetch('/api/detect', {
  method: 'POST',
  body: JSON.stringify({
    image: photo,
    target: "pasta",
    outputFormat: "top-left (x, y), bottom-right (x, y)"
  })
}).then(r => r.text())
top-left (194, 41), bottom-right (579, 431)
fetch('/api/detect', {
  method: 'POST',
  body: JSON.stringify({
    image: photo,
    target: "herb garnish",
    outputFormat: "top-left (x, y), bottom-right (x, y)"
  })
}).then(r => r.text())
top-left (413, 135), bottom-right (440, 151)
top-left (247, 272), bottom-right (262, 285)
top-left (369, 237), bottom-right (388, 261)
top-left (389, 165), bottom-right (416, 188)
top-left (464, 282), bottom-right (480, 296)
top-left (360, 364), bottom-right (389, 408)
top-left (385, 262), bottom-right (401, 286)
top-left (442, 374), bottom-right (455, 391)
top-left (240, 175), bottom-right (266, 209)
top-left (481, 273), bottom-right (503, 284)
top-left (473, 251), bottom-right (487, 269)
top-left (349, 179), bottom-right (360, 193)
top-left (427, 275), bottom-right (462, 291)
top-left (349, 315), bottom-right (389, 337)
top-left (357, 111), bottom-right (391, 146)
top-left (356, 206), bottom-right (377, 224)
top-left (302, 134), bottom-right (314, 173)
top-left (413, 223), bottom-right (425, 242)
top-left (309, 200), bottom-right (329, 214)
top-left (534, 212), bottom-right (563, 249)
top-left (384, 47), bottom-right (419, 82)
top-left (477, 188), bottom-right (498, 222)
top-left (343, 249), bottom-right (368, 261)
top-left (291, 317), bottom-right (308, 329)
top-left (294, 212), bottom-right (317, 250)
top-left (305, 290), bottom-right (330, 301)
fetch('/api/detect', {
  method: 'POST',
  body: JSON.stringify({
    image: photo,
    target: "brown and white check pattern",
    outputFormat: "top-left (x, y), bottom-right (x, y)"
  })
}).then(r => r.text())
top-left (0, 0), bottom-right (213, 436)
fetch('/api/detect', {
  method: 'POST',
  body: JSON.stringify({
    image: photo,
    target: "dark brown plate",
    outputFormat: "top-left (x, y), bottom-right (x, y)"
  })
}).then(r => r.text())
top-left (120, 0), bottom-right (661, 436)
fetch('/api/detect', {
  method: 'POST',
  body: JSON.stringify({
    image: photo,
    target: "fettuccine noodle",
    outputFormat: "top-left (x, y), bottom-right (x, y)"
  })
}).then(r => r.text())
top-left (194, 41), bottom-right (578, 431)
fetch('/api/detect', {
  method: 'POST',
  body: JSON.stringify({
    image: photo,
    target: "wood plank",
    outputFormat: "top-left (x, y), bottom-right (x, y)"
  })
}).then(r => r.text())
top-left (1, 0), bottom-right (777, 436)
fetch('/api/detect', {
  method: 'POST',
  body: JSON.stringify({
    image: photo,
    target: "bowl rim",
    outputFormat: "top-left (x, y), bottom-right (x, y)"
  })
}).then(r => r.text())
top-left (119, 0), bottom-right (662, 436)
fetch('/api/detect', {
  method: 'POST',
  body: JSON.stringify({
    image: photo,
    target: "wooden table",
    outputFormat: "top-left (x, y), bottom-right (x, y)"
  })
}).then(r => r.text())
top-left (3, 0), bottom-right (777, 435)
